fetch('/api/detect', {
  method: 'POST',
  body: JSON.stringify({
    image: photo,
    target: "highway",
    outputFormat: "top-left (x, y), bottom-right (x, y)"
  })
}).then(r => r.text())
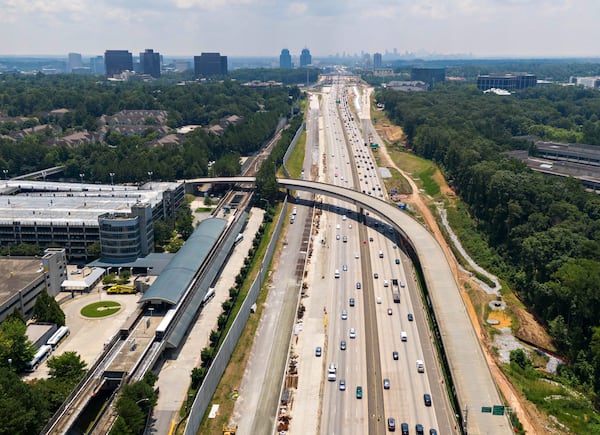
top-left (194, 80), bottom-right (512, 434)
top-left (316, 79), bottom-right (444, 434)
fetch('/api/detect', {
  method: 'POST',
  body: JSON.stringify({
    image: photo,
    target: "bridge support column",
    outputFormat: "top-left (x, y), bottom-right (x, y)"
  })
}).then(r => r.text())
top-left (359, 207), bottom-right (365, 224)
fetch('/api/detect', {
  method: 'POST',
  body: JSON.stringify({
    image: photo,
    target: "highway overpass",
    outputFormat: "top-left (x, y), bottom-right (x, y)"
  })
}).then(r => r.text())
top-left (187, 176), bottom-right (512, 434)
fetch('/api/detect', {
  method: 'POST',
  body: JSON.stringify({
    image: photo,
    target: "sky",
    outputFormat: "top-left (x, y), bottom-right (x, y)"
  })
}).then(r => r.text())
top-left (0, 0), bottom-right (598, 59)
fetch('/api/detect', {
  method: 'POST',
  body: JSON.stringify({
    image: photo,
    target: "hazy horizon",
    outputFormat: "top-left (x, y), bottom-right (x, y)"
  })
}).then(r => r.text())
top-left (0, 0), bottom-right (599, 59)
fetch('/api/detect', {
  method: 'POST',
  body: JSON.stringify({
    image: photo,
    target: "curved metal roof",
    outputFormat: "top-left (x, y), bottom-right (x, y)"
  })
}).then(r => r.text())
top-left (138, 217), bottom-right (227, 305)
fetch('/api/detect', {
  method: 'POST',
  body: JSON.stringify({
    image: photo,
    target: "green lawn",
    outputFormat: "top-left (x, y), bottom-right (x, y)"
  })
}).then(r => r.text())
top-left (80, 301), bottom-right (121, 318)
top-left (285, 130), bottom-right (307, 179)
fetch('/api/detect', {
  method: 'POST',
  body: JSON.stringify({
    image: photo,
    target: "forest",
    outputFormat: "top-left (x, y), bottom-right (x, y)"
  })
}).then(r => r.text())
top-left (0, 74), bottom-right (301, 182)
top-left (376, 83), bottom-right (600, 401)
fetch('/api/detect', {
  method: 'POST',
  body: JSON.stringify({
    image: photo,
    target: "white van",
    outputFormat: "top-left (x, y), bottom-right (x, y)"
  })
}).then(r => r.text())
top-left (327, 363), bottom-right (337, 381)
top-left (334, 269), bottom-right (340, 279)
top-left (401, 331), bottom-right (407, 342)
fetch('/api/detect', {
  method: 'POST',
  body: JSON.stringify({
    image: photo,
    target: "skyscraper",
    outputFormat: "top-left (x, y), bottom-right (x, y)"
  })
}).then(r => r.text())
top-left (280, 49), bottom-right (292, 69)
top-left (67, 53), bottom-right (83, 73)
top-left (300, 48), bottom-right (312, 67)
top-left (373, 52), bottom-right (382, 69)
top-left (90, 56), bottom-right (105, 75)
top-left (140, 49), bottom-right (161, 78)
top-left (194, 53), bottom-right (228, 77)
top-left (104, 50), bottom-right (133, 76)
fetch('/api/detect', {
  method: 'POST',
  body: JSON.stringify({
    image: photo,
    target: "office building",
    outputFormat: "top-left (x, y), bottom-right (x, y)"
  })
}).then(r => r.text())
top-left (0, 248), bottom-right (67, 323)
top-left (373, 53), bottom-right (382, 69)
top-left (194, 53), bottom-right (228, 77)
top-left (280, 49), bottom-right (292, 69)
top-left (139, 49), bottom-right (161, 78)
top-left (411, 68), bottom-right (446, 89)
top-left (90, 56), bottom-right (105, 75)
top-left (104, 50), bottom-right (133, 77)
top-left (477, 73), bottom-right (537, 91)
top-left (300, 48), bottom-right (312, 67)
top-left (67, 53), bottom-right (83, 73)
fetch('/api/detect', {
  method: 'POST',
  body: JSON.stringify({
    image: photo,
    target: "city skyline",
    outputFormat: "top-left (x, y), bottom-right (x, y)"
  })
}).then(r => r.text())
top-left (0, 0), bottom-right (599, 58)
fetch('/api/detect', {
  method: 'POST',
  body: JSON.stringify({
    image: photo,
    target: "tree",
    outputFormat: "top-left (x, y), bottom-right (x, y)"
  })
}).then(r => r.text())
top-left (31, 289), bottom-right (65, 326)
top-left (255, 158), bottom-right (279, 203)
top-left (509, 348), bottom-right (531, 370)
top-left (47, 351), bottom-right (87, 382)
top-left (0, 367), bottom-right (48, 434)
top-left (0, 318), bottom-right (35, 372)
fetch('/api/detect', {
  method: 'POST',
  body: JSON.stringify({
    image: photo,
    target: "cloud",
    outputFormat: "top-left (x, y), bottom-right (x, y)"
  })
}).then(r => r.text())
top-left (288, 2), bottom-right (308, 15)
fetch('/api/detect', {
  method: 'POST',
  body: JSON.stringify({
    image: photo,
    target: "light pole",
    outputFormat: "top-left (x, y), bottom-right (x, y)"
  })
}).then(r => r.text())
top-left (7, 358), bottom-right (12, 371)
top-left (147, 171), bottom-right (153, 188)
top-left (2, 169), bottom-right (8, 180)
top-left (79, 173), bottom-right (85, 184)
top-left (109, 172), bottom-right (115, 185)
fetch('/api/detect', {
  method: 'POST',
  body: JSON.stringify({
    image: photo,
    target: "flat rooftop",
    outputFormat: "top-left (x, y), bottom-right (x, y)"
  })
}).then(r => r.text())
top-left (0, 180), bottom-right (182, 226)
top-left (0, 257), bottom-right (44, 306)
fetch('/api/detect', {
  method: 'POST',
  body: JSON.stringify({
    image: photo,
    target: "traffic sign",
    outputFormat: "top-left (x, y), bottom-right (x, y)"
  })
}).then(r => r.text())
top-left (492, 405), bottom-right (505, 416)
top-left (481, 406), bottom-right (492, 413)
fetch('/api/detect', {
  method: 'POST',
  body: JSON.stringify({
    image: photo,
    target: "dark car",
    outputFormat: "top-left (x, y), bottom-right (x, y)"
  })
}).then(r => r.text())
top-left (395, 258), bottom-right (400, 264)
top-left (429, 430), bottom-right (438, 435)
top-left (401, 423), bottom-right (409, 435)
top-left (315, 346), bottom-right (322, 357)
top-left (408, 313), bottom-right (414, 321)
top-left (424, 393), bottom-right (432, 407)
top-left (393, 351), bottom-right (399, 360)
top-left (415, 424), bottom-right (424, 435)
top-left (349, 297), bottom-right (355, 307)
top-left (383, 378), bottom-right (390, 389)
top-left (387, 417), bottom-right (396, 432)
top-left (356, 386), bottom-right (363, 399)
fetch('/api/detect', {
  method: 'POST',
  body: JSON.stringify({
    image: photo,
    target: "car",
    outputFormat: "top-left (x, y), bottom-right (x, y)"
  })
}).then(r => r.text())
top-left (415, 424), bottom-right (424, 435)
top-left (336, 224), bottom-right (341, 229)
top-left (336, 234), bottom-right (340, 240)
top-left (341, 310), bottom-right (348, 320)
top-left (395, 258), bottom-right (400, 264)
top-left (376, 296), bottom-right (382, 304)
top-left (339, 379), bottom-right (346, 391)
top-left (315, 346), bottom-right (322, 357)
top-left (349, 328), bottom-right (356, 339)
top-left (356, 386), bottom-right (363, 399)
top-left (424, 393), bottom-right (432, 407)
top-left (387, 308), bottom-right (393, 315)
top-left (393, 351), bottom-right (399, 360)
top-left (343, 264), bottom-right (348, 271)
top-left (342, 215), bottom-right (347, 221)
top-left (429, 430), bottom-right (438, 435)
top-left (383, 378), bottom-right (390, 389)
top-left (374, 273), bottom-right (379, 279)
top-left (401, 423), bottom-right (409, 435)
top-left (354, 251), bottom-right (359, 259)
top-left (356, 282), bottom-right (361, 289)
top-left (349, 297), bottom-right (355, 307)
top-left (408, 313), bottom-right (414, 321)
top-left (343, 236), bottom-right (348, 243)
top-left (369, 237), bottom-right (374, 242)
top-left (387, 417), bottom-right (396, 432)
top-left (383, 280), bottom-right (389, 287)
top-left (340, 340), bottom-right (347, 350)
top-left (349, 224), bottom-right (353, 229)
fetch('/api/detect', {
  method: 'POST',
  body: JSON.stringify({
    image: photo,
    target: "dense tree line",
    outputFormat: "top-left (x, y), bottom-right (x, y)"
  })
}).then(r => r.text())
top-left (229, 68), bottom-right (320, 86)
top-left (0, 75), bottom-right (297, 182)
top-left (377, 84), bottom-right (600, 399)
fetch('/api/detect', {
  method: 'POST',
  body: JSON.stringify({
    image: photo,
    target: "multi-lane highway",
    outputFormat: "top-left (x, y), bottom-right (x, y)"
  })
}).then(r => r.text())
top-left (315, 77), bottom-right (445, 434)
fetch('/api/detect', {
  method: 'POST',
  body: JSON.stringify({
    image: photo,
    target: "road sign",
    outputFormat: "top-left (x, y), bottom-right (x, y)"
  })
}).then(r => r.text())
top-left (481, 406), bottom-right (492, 413)
top-left (492, 405), bottom-right (505, 416)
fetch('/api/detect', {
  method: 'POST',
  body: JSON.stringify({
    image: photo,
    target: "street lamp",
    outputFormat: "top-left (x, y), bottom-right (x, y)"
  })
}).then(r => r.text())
top-left (2, 169), bottom-right (8, 180)
top-left (79, 173), bottom-right (85, 184)
top-left (7, 358), bottom-right (12, 370)
top-left (147, 171), bottom-right (153, 188)
top-left (109, 172), bottom-right (115, 185)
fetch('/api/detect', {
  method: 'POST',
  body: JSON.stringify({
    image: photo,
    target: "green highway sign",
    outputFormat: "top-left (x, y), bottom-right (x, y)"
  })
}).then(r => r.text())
top-left (481, 406), bottom-right (492, 413)
top-left (492, 405), bottom-right (505, 416)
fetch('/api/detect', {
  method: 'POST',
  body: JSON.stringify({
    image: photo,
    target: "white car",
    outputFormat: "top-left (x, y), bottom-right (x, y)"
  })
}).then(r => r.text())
top-left (341, 310), bottom-right (348, 320)
top-left (349, 328), bottom-right (356, 339)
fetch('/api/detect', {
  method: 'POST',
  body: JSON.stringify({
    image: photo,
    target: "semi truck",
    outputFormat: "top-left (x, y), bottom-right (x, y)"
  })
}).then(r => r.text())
top-left (391, 278), bottom-right (400, 303)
